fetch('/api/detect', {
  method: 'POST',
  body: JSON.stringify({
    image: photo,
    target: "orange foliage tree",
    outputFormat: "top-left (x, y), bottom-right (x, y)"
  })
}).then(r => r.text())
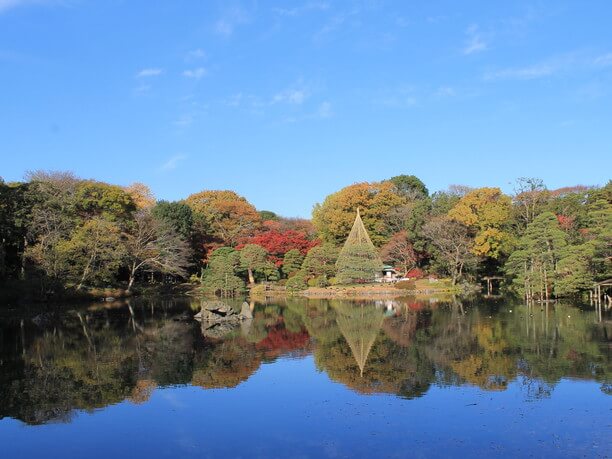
top-left (185, 190), bottom-right (261, 247)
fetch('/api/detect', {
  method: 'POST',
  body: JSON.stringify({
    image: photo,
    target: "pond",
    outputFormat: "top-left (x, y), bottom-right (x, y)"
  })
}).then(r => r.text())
top-left (0, 296), bottom-right (610, 458)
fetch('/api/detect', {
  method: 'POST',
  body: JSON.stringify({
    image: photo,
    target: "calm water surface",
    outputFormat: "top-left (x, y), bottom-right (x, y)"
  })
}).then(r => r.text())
top-left (0, 296), bottom-right (610, 458)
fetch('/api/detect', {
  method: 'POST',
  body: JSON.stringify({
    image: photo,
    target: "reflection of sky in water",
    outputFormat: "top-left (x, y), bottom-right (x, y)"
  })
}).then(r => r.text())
top-left (0, 298), bottom-right (610, 458)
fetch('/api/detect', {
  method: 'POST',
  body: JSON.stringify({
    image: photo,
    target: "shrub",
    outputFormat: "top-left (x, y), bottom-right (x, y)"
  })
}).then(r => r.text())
top-left (405, 268), bottom-right (425, 279)
top-left (286, 273), bottom-right (307, 291)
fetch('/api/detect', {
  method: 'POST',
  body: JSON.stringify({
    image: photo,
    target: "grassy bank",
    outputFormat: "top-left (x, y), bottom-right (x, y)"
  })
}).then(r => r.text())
top-left (250, 278), bottom-right (465, 300)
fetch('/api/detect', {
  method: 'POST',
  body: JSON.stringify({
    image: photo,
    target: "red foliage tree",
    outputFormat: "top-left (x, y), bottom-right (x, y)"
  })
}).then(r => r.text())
top-left (556, 214), bottom-right (575, 231)
top-left (243, 229), bottom-right (319, 266)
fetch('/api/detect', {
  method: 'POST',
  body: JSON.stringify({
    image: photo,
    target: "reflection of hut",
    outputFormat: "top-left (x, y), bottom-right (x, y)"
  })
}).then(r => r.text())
top-left (333, 302), bottom-right (384, 377)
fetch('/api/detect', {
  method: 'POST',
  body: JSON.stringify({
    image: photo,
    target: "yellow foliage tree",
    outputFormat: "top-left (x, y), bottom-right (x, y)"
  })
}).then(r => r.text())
top-left (448, 187), bottom-right (513, 258)
top-left (312, 181), bottom-right (407, 246)
top-left (124, 183), bottom-right (155, 209)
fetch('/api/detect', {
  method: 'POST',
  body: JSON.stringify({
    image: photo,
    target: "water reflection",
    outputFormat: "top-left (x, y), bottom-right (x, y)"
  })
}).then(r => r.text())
top-left (0, 297), bottom-right (609, 425)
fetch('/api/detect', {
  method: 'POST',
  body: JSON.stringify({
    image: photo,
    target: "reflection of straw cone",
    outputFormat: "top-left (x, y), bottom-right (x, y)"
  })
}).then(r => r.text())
top-left (334, 303), bottom-right (384, 377)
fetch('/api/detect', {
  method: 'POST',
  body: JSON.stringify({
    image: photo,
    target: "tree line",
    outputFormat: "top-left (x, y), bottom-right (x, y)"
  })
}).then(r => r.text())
top-left (0, 171), bottom-right (610, 300)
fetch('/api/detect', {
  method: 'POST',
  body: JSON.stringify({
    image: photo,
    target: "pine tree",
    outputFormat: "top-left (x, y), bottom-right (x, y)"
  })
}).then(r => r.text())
top-left (336, 209), bottom-right (383, 284)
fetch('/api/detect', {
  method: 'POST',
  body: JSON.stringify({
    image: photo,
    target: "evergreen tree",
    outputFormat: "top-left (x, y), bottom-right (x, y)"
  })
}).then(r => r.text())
top-left (201, 247), bottom-right (244, 296)
top-left (282, 249), bottom-right (303, 277)
top-left (505, 212), bottom-right (568, 301)
top-left (302, 244), bottom-right (339, 280)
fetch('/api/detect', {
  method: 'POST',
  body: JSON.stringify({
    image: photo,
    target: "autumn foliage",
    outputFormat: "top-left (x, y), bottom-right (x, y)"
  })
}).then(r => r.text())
top-left (244, 229), bottom-right (319, 266)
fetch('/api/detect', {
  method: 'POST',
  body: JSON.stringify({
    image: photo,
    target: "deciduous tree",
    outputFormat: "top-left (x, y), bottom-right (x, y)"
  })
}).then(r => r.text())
top-left (448, 187), bottom-right (513, 259)
top-left (312, 181), bottom-right (407, 246)
top-left (124, 210), bottom-right (192, 291)
top-left (380, 231), bottom-right (417, 273)
top-left (185, 190), bottom-right (261, 246)
top-left (423, 218), bottom-right (475, 285)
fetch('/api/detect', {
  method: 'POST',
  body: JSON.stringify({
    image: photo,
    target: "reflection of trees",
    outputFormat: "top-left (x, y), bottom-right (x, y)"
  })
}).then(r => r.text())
top-left (505, 304), bottom-right (611, 390)
top-left (422, 301), bottom-right (611, 396)
top-left (304, 300), bottom-right (436, 399)
top-left (449, 322), bottom-right (516, 391)
top-left (1, 297), bottom-right (609, 426)
top-left (192, 337), bottom-right (261, 389)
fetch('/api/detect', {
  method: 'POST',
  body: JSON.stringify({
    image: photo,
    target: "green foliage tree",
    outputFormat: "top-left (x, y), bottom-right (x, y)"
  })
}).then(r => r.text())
top-left (584, 192), bottom-right (612, 281)
top-left (505, 212), bottom-right (569, 301)
top-left (387, 174), bottom-right (428, 199)
top-left (151, 201), bottom-right (194, 238)
top-left (301, 244), bottom-right (339, 280)
top-left (286, 272), bottom-right (308, 291)
top-left (201, 247), bottom-right (244, 296)
top-left (74, 181), bottom-right (136, 223)
top-left (282, 249), bottom-right (303, 277)
top-left (258, 210), bottom-right (279, 221)
top-left (56, 218), bottom-right (126, 289)
top-left (239, 244), bottom-right (269, 284)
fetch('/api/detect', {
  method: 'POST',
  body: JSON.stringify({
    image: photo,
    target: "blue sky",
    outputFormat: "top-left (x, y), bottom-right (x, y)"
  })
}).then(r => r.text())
top-left (1, 1), bottom-right (611, 217)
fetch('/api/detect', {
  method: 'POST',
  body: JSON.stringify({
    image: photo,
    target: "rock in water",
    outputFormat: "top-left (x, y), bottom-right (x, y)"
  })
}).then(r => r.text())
top-left (194, 300), bottom-right (252, 323)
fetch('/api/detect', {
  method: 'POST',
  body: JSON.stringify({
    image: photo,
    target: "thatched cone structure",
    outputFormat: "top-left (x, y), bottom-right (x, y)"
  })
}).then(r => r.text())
top-left (336, 209), bottom-right (383, 284)
top-left (334, 302), bottom-right (385, 377)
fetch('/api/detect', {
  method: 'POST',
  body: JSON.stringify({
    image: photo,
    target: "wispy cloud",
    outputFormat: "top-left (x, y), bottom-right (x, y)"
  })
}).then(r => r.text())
top-left (213, 6), bottom-right (250, 37)
top-left (173, 114), bottom-right (193, 128)
top-left (485, 63), bottom-right (556, 80)
top-left (186, 48), bottom-right (206, 61)
top-left (273, 88), bottom-right (308, 105)
top-left (463, 25), bottom-right (487, 55)
top-left (133, 83), bottom-right (152, 95)
top-left (434, 86), bottom-right (455, 97)
top-left (484, 55), bottom-right (575, 81)
top-left (313, 7), bottom-right (361, 43)
top-left (159, 154), bottom-right (187, 171)
top-left (594, 53), bottom-right (612, 66)
top-left (136, 67), bottom-right (163, 78)
top-left (374, 87), bottom-right (417, 108)
top-left (317, 101), bottom-right (332, 118)
top-left (272, 2), bottom-right (328, 17)
top-left (0, 0), bottom-right (62, 13)
top-left (485, 52), bottom-right (610, 81)
top-left (182, 67), bottom-right (207, 79)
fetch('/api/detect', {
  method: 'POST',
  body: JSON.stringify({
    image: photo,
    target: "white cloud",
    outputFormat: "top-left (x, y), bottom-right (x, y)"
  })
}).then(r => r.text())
top-left (594, 53), bottom-right (612, 66)
top-left (182, 67), bottom-right (207, 79)
top-left (173, 114), bottom-right (193, 127)
top-left (213, 6), bottom-right (250, 37)
top-left (435, 86), bottom-right (455, 97)
top-left (317, 101), bottom-right (332, 118)
top-left (272, 2), bottom-right (328, 17)
top-left (133, 84), bottom-right (152, 95)
top-left (463, 25), bottom-right (487, 55)
top-left (273, 88), bottom-right (308, 105)
top-left (485, 63), bottom-right (557, 80)
top-left (186, 49), bottom-right (206, 61)
top-left (136, 68), bottom-right (163, 78)
top-left (0, 0), bottom-right (61, 13)
top-left (374, 88), bottom-right (417, 108)
top-left (159, 154), bottom-right (187, 171)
